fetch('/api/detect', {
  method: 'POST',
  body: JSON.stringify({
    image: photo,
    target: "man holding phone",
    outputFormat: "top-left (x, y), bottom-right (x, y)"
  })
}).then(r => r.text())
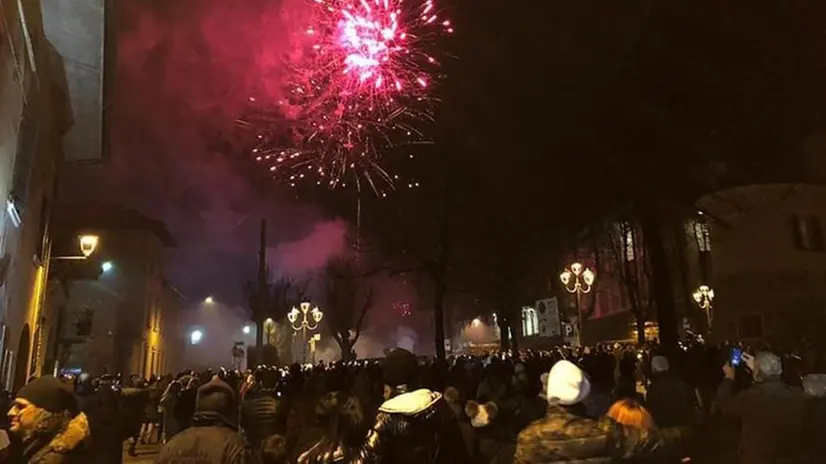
top-left (715, 351), bottom-right (808, 464)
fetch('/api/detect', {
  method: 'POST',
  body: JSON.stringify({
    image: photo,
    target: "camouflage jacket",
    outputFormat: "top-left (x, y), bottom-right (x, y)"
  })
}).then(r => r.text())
top-left (513, 405), bottom-right (685, 463)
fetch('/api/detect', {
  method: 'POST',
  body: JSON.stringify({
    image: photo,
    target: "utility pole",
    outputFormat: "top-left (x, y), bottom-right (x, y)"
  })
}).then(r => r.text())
top-left (255, 218), bottom-right (267, 365)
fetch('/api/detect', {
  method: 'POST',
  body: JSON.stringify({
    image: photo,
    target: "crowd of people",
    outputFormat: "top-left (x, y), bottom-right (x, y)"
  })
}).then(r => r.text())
top-left (0, 338), bottom-right (823, 463)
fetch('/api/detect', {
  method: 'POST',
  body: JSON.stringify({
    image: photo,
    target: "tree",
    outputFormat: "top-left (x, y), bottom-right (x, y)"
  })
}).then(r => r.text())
top-left (598, 220), bottom-right (654, 345)
top-left (322, 257), bottom-right (375, 361)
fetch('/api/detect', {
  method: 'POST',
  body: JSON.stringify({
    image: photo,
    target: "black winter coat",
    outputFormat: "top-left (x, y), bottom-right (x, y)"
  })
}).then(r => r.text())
top-left (363, 389), bottom-right (470, 464)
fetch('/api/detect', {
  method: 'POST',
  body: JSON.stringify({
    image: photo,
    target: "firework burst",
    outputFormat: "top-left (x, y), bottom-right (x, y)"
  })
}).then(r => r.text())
top-left (239, 0), bottom-right (452, 195)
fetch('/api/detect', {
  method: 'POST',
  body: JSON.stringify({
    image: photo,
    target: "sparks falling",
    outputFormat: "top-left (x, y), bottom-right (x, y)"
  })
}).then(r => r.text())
top-left (239, 0), bottom-right (452, 195)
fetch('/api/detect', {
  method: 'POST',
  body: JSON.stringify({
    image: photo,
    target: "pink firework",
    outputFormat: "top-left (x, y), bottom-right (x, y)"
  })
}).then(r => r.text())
top-left (242, 0), bottom-right (452, 194)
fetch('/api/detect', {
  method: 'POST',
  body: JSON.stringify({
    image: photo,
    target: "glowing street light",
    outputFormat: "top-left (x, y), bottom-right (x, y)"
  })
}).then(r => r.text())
top-left (79, 235), bottom-right (99, 257)
top-left (204, 296), bottom-right (214, 304)
top-left (693, 285), bottom-right (715, 330)
top-left (288, 302), bottom-right (323, 363)
top-left (190, 329), bottom-right (203, 345)
top-left (471, 318), bottom-right (482, 327)
top-left (560, 262), bottom-right (596, 344)
top-left (53, 235), bottom-right (101, 261)
top-left (242, 325), bottom-right (251, 335)
top-left (101, 261), bottom-right (113, 273)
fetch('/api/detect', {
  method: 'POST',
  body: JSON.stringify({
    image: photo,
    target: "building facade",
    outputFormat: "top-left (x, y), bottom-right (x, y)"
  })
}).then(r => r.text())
top-left (43, 204), bottom-right (181, 377)
top-left (697, 183), bottom-right (826, 345)
top-left (0, 0), bottom-right (77, 390)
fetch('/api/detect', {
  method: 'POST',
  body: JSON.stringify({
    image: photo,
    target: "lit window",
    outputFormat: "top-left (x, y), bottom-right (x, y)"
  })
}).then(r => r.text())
top-left (693, 221), bottom-right (711, 252)
top-left (522, 306), bottom-right (538, 337)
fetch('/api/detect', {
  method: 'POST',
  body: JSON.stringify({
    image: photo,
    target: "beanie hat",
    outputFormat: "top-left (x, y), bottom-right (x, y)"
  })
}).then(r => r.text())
top-left (196, 378), bottom-right (238, 428)
top-left (382, 348), bottom-right (419, 387)
top-left (17, 376), bottom-right (79, 415)
top-left (651, 355), bottom-right (670, 373)
top-left (546, 360), bottom-right (591, 406)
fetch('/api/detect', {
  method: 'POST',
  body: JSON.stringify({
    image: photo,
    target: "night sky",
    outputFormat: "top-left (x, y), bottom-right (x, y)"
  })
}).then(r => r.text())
top-left (61, 0), bottom-right (344, 309)
top-left (59, 0), bottom-right (826, 319)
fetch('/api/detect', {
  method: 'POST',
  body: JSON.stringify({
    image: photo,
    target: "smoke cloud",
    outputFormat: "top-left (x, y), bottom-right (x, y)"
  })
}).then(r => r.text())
top-left (270, 219), bottom-right (348, 276)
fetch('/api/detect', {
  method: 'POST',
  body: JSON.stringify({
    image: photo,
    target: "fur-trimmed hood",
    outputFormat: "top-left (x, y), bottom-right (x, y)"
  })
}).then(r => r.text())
top-left (28, 413), bottom-right (90, 463)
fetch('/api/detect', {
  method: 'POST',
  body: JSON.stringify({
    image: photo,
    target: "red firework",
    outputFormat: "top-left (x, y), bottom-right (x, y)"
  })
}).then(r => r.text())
top-left (241, 0), bottom-right (452, 194)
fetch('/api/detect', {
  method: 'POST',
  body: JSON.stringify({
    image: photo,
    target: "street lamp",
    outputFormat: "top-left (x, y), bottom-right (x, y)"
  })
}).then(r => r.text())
top-left (693, 285), bottom-right (715, 331)
top-left (288, 302), bottom-right (323, 363)
top-left (204, 296), bottom-right (214, 304)
top-left (560, 262), bottom-right (596, 345)
top-left (101, 261), bottom-right (113, 273)
top-left (52, 234), bottom-right (100, 260)
top-left (190, 329), bottom-right (203, 345)
top-left (79, 235), bottom-right (99, 257)
top-left (242, 325), bottom-right (251, 335)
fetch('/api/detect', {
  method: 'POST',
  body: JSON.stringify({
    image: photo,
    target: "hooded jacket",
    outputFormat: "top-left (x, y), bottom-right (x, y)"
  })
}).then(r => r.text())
top-left (14, 412), bottom-right (91, 463)
top-left (363, 388), bottom-right (470, 464)
top-left (156, 379), bottom-right (259, 464)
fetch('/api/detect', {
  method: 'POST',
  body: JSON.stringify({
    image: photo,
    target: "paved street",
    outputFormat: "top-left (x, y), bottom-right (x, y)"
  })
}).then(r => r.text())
top-left (123, 442), bottom-right (160, 463)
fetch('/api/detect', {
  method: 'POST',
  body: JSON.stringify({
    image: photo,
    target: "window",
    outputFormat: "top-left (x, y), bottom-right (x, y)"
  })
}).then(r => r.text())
top-left (739, 314), bottom-right (763, 339)
top-left (791, 214), bottom-right (824, 251)
top-left (521, 306), bottom-right (538, 337)
top-left (691, 221), bottom-right (712, 252)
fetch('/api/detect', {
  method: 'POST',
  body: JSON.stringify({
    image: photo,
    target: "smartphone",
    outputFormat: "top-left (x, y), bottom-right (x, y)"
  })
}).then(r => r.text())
top-left (731, 348), bottom-right (743, 367)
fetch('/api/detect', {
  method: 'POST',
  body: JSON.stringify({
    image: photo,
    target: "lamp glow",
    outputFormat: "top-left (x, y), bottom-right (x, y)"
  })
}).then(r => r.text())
top-left (190, 330), bottom-right (203, 345)
top-left (79, 235), bottom-right (99, 257)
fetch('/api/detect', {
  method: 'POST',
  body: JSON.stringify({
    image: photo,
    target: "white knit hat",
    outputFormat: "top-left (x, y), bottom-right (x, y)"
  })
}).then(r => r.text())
top-left (546, 360), bottom-right (591, 405)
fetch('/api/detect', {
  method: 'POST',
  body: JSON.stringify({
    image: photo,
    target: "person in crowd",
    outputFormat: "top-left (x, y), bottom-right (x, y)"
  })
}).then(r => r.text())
top-left (5, 375), bottom-right (91, 463)
top-left (606, 398), bottom-right (656, 431)
top-left (715, 351), bottom-right (808, 464)
top-left (155, 377), bottom-right (259, 463)
top-left (801, 373), bottom-right (826, 462)
top-left (122, 375), bottom-right (149, 457)
top-left (514, 360), bottom-right (687, 463)
top-left (159, 379), bottom-right (182, 443)
top-left (363, 348), bottom-right (470, 464)
top-left (297, 391), bottom-right (369, 463)
top-left (645, 355), bottom-right (697, 427)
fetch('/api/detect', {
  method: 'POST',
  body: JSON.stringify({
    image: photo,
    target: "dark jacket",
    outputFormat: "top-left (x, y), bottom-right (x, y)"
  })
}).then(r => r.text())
top-left (241, 392), bottom-right (285, 449)
top-left (804, 397), bottom-right (826, 463)
top-left (13, 412), bottom-right (91, 464)
top-left (155, 417), bottom-right (257, 464)
top-left (363, 389), bottom-right (470, 464)
top-left (157, 378), bottom-right (259, 464)
top-left (513, 404), bottom-right (685, 464)
top-left (715, 378), bottom-right (808, 464)
top-left (646, 373), bottom-right (696, 427)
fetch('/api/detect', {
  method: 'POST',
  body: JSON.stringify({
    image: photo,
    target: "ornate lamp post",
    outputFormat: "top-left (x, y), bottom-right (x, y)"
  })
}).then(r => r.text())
top-left (692, 285), bottom-right (715, 332)
top-left (560, 262), bottom-right (596, 344)
top-left (288, 302), bottom-right (323, 363)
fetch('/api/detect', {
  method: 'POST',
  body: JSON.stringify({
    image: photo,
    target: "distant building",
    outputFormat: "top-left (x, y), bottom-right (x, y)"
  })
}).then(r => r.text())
top-left (43, 204), bottom-right (181, 377)
top-left (697, 183), bottom-right (826, 345)
top-left (0, 0), bottom-right (78, 390)
top-left (560, 215), bottom-right (710, 344)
